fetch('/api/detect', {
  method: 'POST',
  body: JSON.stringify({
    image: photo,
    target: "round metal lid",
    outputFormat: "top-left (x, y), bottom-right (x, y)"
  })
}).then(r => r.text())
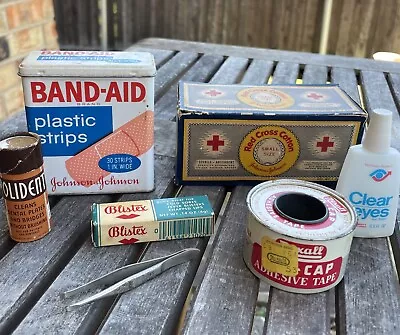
top-left (246, 179), bottom-right (357, 241)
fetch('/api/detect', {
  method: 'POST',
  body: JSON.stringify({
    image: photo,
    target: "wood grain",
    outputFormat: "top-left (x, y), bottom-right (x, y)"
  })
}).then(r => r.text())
top-left (182, 186), bottom-right (257, 335)
top-left (98, 185), bottom-right (226, 335)
top-left (385, 72), bottom-right (400, 276)
top-left (331, 68), bottom-right (360, 105)
top-left (271, 62), bottom-right (299, 84)
top-left (335, 70), bottom-right (400, 335)
top-left (241, 59), bottom-right (274, 85)
top-left (0, 47), bottom-right (200, 334)
top-left (1, 38), bottom-right (400, 335)
top-left (54, 0), bottom-right (400, 58)
top-left (182, 55), bottom-right (276, 334)
top-left (134, 38), bottom-right (400, 74)
top-left (264, 63), bottom-right (332, 335)
top-left (13, 154), bottom-right (178, 335)
top-left (302, 64), bottom-right (328, 84)
top-left (155, 54), bottom-right (224, 121)
top-left (328, 0), bottom-right (400, 57)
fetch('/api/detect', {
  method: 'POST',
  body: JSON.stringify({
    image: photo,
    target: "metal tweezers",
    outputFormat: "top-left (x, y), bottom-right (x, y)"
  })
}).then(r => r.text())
top-left (63, 248), bottom-right (200, 309)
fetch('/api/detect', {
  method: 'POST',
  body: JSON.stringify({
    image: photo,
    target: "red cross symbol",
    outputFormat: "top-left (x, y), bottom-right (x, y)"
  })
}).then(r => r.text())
top-left (317, 136), bottom-right (334, 152)
top-left (307, 93), bottom-right (324, 100)
top-left (204, 89), bottom-right (222, 97)
top-left (207, 135), bottom-right (225, 151)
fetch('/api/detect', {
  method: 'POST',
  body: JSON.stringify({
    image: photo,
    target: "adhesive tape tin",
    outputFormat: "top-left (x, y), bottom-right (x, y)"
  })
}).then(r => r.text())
top-left (244, 179), bottom-right (357, 294)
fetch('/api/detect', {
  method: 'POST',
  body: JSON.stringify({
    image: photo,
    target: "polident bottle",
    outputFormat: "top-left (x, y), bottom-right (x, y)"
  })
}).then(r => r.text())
top-left (336, 108), bottom-right (400, 237)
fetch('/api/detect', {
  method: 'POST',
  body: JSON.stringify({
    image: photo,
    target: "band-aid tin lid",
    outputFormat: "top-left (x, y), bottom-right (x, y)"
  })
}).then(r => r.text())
top-left (18, 51), bottom-right (156, 78)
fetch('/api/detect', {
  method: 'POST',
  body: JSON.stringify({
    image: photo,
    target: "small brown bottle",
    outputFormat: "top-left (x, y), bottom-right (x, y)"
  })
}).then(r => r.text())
top-left (0, 132), bottom-right (51, 242)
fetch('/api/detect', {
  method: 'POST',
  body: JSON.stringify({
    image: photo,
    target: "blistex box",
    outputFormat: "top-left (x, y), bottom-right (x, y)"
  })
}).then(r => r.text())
top-left (19, 50), bottom-right (156, 194)
top-left (176, 82), bottom-right (368, 187)
top-left (91, 195), bottom-right (215, 247)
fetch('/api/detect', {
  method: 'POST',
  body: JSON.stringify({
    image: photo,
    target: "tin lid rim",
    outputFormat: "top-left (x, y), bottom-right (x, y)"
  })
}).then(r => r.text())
top-left (18, 51), bottom-right (157, 78)
top-left (246, 179), bottom-right (357, 241)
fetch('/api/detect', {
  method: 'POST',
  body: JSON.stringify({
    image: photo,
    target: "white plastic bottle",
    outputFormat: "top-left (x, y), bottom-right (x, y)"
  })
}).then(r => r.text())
top-left (336, 108), bottom-right (400, 237)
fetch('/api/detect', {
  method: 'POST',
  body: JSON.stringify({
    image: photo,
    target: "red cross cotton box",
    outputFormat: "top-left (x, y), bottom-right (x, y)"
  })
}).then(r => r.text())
top-left (175, 82), bottom-right (367, 187)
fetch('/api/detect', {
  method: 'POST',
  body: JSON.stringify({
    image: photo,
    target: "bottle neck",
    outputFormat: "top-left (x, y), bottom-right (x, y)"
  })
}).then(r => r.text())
top-left (362, 108), bottom-right (392, 154)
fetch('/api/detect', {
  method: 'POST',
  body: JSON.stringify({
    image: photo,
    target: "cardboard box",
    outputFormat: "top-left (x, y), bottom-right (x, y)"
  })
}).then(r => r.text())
top-left (91, 195), bottom-right (215, 247)
top-left (176, 82), bottom-right (368, 187)
top-left (19, 50), bottom-right (156, 194)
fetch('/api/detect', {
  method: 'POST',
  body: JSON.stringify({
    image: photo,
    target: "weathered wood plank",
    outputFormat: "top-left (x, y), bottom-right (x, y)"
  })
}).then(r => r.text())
top-left (0, 193), bottom-right (112, 334)
top-left (335, 70), bottom-right (400, 335)
top-left (99, 51), bottom-right (251, 335)
top-left (330, 67), bottom-right (360, 105)
top-left (181, 58), bottom-right (276, 334)
top-left (98, 185), bottom-right (226, 335)
top-left (134, 38), bottom-right (400, 74)
top-left (156, 54), bottom-right (225, 120)
top-left (384, 72), bottom-right (400, 275)
top-left (302, 64), bottom-right (328, 84)
top-left (264, 62), bottom-right (332, 335)
top-left (154, 119), bottom-right (177, 158)
top-left (328, 0), bottom-right (400, 57)
top-left (0, 199), bottom-right (14, 259)
top-left (209, 56), bottom-right (249, 84)
top-left (0, 47), bottom-right (176, 253)
top-left (13, 154), bottom-right (178, 335)
top-left (222, 0), bottom-right (240, 45)
top-left (153, 52), bottom-right (199, 100)
top-left (271, 0), bottom-right (322, 52)
top-left (124, 47), bottom-right (174, 67)
top-left (182, 186), bottom-right (257, 334)
top-left (378, 73), bottom-right (400, 148)
top-left (206, 0), bottom-right (224, 43)
top-left (266, 291), bottom-right (332, 335)
top-left (186, 0), bottom-right (201, 42)
top-left (120, 0), bottom-right (134, 46)
top-left (241, 59), bottom-right (274, 85)
top-left (0, 50), bottom-right (198, 333)
top-left (272, 62), bottom-right (299, 84)
top-left (328, 0), bottom-right (376, 57)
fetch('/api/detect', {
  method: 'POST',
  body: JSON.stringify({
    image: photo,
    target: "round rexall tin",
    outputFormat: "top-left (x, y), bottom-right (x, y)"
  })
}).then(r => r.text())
top-left (243, 179), bottom-right (357, 294)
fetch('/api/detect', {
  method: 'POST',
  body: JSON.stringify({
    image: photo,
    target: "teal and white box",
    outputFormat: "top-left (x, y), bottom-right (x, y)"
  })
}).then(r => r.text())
top-left (91, 195), bottom-right (215, 247)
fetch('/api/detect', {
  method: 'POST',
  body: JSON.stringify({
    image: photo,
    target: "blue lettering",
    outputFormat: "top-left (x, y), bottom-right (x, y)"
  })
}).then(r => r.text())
top-left (380, 209), bottom-right (389, 218)
top-left (349, 192), bottom-right (363, 204)
top-left (349, 192), bottom-right (393, 220)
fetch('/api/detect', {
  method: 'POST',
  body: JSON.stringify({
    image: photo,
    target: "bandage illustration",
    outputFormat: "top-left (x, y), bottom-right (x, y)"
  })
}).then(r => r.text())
top-left (66, 111), bottom-right (154, 186)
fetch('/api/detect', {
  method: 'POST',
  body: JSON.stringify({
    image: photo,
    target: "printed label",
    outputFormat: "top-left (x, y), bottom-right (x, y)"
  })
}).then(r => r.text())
top-left (370, 169), bottom-right (391, 182)
top-left (181, 119), bottom-right (360, 182)
top-left (276, 239), bottom-right (327, 261)
top-left (261, 236), bottom-right (298, 277)
top-left (252, 242), bottom-right (342, 289)
top-left (348, 192), bottom-right (392, 220)
top-left (93, 196), bottom-right (214, 246)
top-left (1, 167), bottom-right (51, 242)
top-left (239, 126), bottom-right (300, 176)
top-left (98, 154), bottom-right (141, 173)
top-left (237, 87), bottom-right (295, 109)
top-left (297, 160), bottom-right (340, 171)
top-left (26, 106), bottom-right (113, 156)
top-left (22, 51), bottom-right (155, 195)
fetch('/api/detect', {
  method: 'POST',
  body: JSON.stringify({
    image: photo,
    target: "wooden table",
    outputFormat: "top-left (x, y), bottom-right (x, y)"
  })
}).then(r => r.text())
top-left (1, 38), bottom-right (400, 334)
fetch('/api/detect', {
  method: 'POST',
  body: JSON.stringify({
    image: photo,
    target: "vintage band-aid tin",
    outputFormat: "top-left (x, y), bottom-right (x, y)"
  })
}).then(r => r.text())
top-left (19, 50), bottom-right (156, 194)
top-left (0, 132), bottom-right (51, 242)
top-left (244, 179), bottom-right (357, 294)
top-left (176, 82), bottom-right (368, 187)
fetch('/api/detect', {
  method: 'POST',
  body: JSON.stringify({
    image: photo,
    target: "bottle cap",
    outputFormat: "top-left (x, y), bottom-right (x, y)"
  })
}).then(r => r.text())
top-left (0, 132), bottom-right (44, 175)
top-left (362, 108), bottom-right (393, 153)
